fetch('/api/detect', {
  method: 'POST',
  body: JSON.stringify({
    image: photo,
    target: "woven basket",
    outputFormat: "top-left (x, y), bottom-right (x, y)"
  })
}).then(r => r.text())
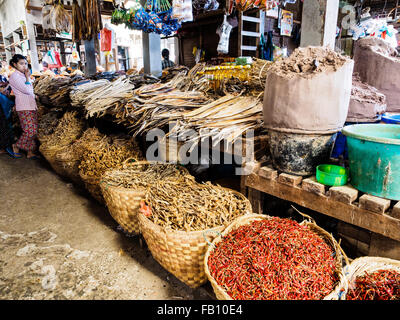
top-left (204, 214), bottom-right (348, 300)
top-left (338, 256), bottom-right (400, 300)
top-left (100, 182), bottom-right (146, 234)
top-left (100, 161), bottom-right (194, 235)
top-left (39, 143), bottom-right (70, 178)
top-left (55, 149), bottom-right (83, 186)
top-left (79, 171), bottom-right (104, 204)
top-left (138, 189), bottom-right (252, 288)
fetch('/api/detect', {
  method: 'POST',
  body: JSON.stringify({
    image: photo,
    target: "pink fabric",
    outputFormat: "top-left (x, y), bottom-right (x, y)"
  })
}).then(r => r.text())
top-left (16, 110), bottom-right (38, 152)
top-left (8, 70), bottom-right (37, 112)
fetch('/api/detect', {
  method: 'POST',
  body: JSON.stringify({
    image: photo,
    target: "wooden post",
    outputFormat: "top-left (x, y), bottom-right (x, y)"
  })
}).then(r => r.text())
top-left (59, 41), bottom-right (66, 66)
top-left (142, 32), bottom-right (162, 77)
top-left (300, 0), bottom-right (339, 49)
top-left (84, 38), bottom-right (97, 77)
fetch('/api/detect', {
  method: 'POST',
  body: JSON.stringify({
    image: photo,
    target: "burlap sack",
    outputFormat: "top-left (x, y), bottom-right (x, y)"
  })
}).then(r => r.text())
top-left (353, 37), bottom-right (400, 113)
top-left (263, 48), bottom-right (354, 134)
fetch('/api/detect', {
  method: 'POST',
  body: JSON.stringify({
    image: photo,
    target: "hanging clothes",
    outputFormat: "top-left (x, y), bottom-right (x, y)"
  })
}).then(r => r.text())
top-left (265, 31), bottom-right (274, 61)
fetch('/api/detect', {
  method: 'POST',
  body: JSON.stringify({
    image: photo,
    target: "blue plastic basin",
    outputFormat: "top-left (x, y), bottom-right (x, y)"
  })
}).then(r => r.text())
top-left (382, 113), bottom-right (400, 125)
top-left (342, 124), bottom-right (400, 200)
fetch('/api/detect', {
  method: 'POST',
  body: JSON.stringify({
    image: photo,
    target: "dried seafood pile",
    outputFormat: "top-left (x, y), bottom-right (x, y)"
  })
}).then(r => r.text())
top-left (143, 178), bottom-right (251, 231)
top-left (72, 127), bottom-right (108, 157)
top-left (34, 74), bottom-right (85, 107)
top-left (123, 93), bottom-right (263, 147)
top-left (115, 81), bottom-right (211, 135)
top-left (173, 63), bottom-right (210, 93)
top-left (83, 77), bottom-right (135, 118)
top-left (37, 110), bottom-right (62, 142)
top-left (42, 0), bottom-right (72, 34)
top-left (79, 136), bottom-right (143, 182)
top-left (161, 66), bottom-right (190, 83)
top-left (41, 111), bottom-right (86, 148)
top-left (70, 79), bottom-right (110, 107)
top-left (169, 95), bottom-right (264, 147)
top-left (249, 58), bottom-right (273, 93)
top-left (102, 162), bottom-right (190, 189)
top-left (72, 0), bottom-right (102, 42)
top-left (129, 74), bottom-right (160, 87)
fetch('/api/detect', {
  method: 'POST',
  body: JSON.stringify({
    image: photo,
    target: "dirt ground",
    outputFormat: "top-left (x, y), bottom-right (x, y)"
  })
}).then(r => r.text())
top-left (0, 155), bottom-right (213, 300)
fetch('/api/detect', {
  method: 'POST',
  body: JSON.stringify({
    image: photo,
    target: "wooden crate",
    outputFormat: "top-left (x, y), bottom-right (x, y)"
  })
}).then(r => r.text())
top-left (241, 163), bottom-right (400, 260)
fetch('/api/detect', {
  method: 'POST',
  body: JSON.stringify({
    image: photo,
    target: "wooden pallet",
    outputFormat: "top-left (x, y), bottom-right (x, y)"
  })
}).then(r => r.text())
top-left (241, 164), bottom-right (400, 244)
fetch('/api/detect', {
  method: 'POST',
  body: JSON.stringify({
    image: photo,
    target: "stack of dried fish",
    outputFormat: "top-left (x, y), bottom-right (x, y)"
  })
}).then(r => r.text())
top-left (168, 95), bottom-right (264, 148)
top-left (102, 163), bottom-right (190, 189)
top-left (34, 75), bottom-right (70, 96)
top-left (72, 127), bottom-right (109, 158)
top-left (34, 74), bottom-right (85, 107)
top-left (70, 79), bottom-right (110, 107)
top-left (144, 178), bottom-right (251, 231)
top-left (42, 0), bottom-right (72, 34)
top-left (161, 66), bottom-right (189, 83)
top-left (129, 74), bottom-right (160, 87)
top-left (72, 0), bottom-right (102, 42)
top-left (249, 58), bottom-right (273, 93)
top-left (53, 1), bottom-right (72, 33)
top-left (84, 77), bottom-right (135, 118)
top-left (42, 111), bottom-right (86, 148)
top-left (90, 72), bottom-right (122, 82)
top-left (173, 63), bottom-right (210, 93)
top-left (79, 137), bottom-right (142, 182)
top-left (37, 109), bottom-right (63, 143)
top-left (116, 82), bottom-right (211, 136)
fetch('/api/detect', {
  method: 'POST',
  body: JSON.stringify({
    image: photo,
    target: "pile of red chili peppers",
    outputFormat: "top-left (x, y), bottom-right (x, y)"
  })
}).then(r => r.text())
top-left (208, 217), bottom-right (339, 300)
top-left (346, 270), bottom-right (400, 300)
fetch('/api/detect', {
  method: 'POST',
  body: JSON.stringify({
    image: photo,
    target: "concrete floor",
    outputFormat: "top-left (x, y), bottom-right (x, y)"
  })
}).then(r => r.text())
top-left (0, 155), bottom-right (212, 300)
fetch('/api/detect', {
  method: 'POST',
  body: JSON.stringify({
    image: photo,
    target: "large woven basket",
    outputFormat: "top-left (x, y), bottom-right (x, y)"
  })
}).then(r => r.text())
top-left (39, 143), bottom-right (70, 178)
top-left (79, 171), bottom-right (105, 204)
top-left (138, 189), bottom-right (252, 288)
top-left (100, 182), bottom-right (146, 234)
top-left (338, 256), bottom-right (400, 300)
top-left (55, 149), bottom-right (83, 187)
top-left (204, 213), bottom-right (348, 300)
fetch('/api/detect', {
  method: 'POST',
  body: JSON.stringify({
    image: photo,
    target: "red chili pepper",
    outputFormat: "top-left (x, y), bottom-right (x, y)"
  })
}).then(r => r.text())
top-left (347, 269), bottom-right (400, 300)
top-left (208, 217), bottom-right (339, 300)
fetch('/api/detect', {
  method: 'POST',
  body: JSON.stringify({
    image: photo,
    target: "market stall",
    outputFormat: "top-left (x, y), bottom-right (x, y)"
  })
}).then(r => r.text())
top-left (24, 0), bottom-right (400, 301)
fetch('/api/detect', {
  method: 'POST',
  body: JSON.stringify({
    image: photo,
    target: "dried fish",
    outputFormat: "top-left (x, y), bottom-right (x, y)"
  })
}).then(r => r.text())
top-left (144, 178), bottom-right (251, 231)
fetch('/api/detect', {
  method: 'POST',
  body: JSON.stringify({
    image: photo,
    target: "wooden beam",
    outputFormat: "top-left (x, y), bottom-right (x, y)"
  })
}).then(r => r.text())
top-left (244, 173), bottom-right (400, 242)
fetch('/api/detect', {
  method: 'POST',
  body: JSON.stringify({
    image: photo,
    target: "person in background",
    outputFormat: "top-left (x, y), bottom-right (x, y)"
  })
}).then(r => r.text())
top-left (161, 49), bottom-right (174, 70)
top-left (7, 54), bottom-right (39, 160)
top-left (42, 61), bottom-right (49, 72)
top-left (0, 74), bottom-right (15, 156)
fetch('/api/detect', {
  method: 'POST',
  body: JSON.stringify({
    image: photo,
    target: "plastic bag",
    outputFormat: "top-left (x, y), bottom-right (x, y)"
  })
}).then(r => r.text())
top-left (100, 28), bottom-right (112, 52)
top-left (42, 5), bottom-right (57, 31)
top-left (217, 15), bottom-right (233, 54)
top-left (172, 0), bottom-right (193, 22)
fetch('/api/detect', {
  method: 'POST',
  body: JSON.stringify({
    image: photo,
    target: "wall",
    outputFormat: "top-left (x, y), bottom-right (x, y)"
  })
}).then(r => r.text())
top-left (0, 0), bottom-right (27, 38)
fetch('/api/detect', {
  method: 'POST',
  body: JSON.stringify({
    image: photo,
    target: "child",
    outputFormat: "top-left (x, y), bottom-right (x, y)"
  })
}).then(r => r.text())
top-left (7, 54), bottom-right (39, 159)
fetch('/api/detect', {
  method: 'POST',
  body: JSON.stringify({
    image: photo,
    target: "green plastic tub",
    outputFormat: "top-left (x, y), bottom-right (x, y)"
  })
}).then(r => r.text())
top-left (316, 164), bottom-right (348, 186)
top-left (342, 124), bottom-right (400, 200)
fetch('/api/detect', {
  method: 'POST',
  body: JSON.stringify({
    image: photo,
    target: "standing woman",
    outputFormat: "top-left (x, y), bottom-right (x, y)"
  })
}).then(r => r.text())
top-left (8, 54), bottom-right (39, 159)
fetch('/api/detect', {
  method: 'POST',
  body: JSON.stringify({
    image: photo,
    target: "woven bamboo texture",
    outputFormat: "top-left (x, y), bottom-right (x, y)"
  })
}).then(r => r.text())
top-left (39, 144), bottom-right (69, 178)
top-left (138, 211), bottom-right (225, 288)
top-left (79, 171), bottom-right (105, 204)
top-left (55, 150), bottom-right (83, 186)
top-left (338, 256), bottom-right (400, 300)
top-left (138, 188), bottom-right (251, 288)
top-left (204, 213), bottom-right (348, 300)
top-left (100, 182), bottom-right (146, 234)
